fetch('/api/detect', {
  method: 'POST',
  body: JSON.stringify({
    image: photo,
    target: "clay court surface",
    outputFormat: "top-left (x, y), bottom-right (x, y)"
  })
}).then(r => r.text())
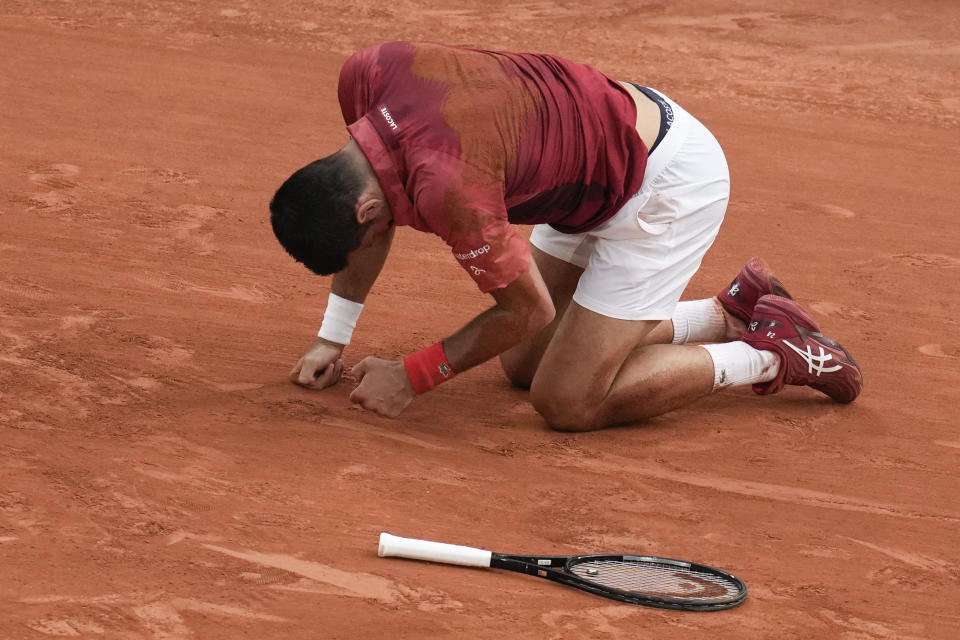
top-left (2, 1), bottom-right (959, 637)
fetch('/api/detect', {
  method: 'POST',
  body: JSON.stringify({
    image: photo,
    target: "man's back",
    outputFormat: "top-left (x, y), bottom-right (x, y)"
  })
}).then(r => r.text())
top-left (338, 42), bottom-right (647, 234)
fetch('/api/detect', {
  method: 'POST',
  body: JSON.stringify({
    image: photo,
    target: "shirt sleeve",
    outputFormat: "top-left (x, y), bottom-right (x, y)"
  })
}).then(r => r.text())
top-left (407, 149), bottom-right (530, 293)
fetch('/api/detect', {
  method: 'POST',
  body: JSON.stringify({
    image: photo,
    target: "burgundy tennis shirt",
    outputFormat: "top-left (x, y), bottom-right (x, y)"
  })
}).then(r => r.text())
top-left (339, 41), bottom-right (647, 292)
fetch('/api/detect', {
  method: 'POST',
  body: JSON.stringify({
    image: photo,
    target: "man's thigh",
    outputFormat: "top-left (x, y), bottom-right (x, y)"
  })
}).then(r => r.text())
top-left (498, 245), bottom-right (583, 387)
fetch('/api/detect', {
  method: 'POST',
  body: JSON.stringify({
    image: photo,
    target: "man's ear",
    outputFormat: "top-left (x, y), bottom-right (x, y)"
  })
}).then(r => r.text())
top-left (355, 197), bottom-right (380, 225)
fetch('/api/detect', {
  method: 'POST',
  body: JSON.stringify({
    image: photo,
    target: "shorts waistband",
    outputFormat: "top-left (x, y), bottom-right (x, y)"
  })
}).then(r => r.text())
top-left (631, 83), bottom-right (675, 155)
top-left (631, 87), bottom-right (692, 186)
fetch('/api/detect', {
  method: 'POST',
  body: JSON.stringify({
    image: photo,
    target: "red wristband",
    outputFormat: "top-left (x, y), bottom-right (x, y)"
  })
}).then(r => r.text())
top-left (403, 342), bottom-right (456, 394)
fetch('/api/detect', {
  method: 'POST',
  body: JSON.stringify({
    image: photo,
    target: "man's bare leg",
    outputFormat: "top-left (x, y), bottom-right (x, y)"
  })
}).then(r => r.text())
top-left (528, 302), bottom-right (719, 431)
top-left (500, 246), bottom-right (740, 392)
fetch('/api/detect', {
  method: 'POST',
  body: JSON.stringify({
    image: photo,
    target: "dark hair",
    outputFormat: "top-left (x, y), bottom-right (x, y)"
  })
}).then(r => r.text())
top-left (270, 153), bottom-right (368, 275)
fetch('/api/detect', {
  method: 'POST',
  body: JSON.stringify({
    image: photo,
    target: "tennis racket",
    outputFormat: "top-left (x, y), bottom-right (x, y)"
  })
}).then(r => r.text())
top-left (378, 532), bottom-right (746, 611)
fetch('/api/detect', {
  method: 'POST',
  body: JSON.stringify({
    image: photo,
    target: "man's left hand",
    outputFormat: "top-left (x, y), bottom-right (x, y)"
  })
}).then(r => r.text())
top-left (349, 357), bottom-right (415, 417)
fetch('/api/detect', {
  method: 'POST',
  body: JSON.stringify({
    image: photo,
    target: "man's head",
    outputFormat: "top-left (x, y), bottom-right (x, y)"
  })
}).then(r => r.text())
top-left (270, 144), bottom-right (390, 275)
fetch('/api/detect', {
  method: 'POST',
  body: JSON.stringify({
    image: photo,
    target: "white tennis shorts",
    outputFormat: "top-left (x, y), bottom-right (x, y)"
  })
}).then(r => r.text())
top-left (530, 88), bottom-right (730, 320)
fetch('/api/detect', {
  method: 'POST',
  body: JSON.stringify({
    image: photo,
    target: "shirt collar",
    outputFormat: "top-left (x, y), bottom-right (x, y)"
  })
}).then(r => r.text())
top-left (346, 116), bottom-right (414, 226)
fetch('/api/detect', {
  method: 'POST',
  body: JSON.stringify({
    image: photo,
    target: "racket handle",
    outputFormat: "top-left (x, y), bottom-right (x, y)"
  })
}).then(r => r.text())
top-left (378, 532), bottom-right (493, 567)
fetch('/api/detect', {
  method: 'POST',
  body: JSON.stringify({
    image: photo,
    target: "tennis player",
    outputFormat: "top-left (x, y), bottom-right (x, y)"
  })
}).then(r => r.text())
top-left (270, 41), bottom-right (862, 430)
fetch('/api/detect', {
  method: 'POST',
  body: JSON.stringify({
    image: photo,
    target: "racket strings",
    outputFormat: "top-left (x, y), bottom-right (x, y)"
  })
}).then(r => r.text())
top-left (569, 559), bottom-right (742, 601)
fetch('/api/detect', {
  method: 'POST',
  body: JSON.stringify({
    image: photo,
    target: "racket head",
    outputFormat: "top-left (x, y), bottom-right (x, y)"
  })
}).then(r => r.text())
top-left (561, 553), bottom-right (746, 610)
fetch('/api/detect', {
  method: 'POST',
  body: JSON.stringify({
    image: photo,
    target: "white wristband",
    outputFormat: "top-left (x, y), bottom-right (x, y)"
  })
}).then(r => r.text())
top-left (317, 293), bottom-right (364, 345)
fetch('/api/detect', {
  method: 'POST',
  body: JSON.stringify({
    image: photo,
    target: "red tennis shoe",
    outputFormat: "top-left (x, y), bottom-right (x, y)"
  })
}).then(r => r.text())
top-left (718, 257), bottom-right (792, 324)
top-left (742, 295), bottom-right (863, 403)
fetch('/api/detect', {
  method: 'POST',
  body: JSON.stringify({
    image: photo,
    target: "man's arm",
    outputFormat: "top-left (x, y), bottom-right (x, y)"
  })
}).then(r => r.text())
top-left (442, 256), bottom-right (555, 372)
top-left (290, 226), bottom-right (395, 389)
top-left (349, 256), bottom-right (555, 416)
top-left (330, 225), bottom-right (395, 303)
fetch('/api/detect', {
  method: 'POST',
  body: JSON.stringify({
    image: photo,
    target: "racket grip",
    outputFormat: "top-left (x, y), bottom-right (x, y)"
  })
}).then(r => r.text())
top-left (378, 532), bottom-right (493, 567)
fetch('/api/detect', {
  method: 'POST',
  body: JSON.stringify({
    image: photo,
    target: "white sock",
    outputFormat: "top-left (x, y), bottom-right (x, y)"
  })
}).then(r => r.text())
top-left (699, 342), bottom-right (780, 391)
top-left (671, 298), bottom-right (727, 344)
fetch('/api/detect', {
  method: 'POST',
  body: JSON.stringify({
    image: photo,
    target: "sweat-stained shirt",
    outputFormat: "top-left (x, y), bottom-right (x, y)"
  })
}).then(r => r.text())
top-left (338, 41), bottom-right (648, 293)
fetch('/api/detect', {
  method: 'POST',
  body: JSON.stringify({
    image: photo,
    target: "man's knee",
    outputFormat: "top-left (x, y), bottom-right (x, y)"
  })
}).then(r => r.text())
top-left (529, 381), bottom-right (599, 432)
top-left (499, 353), bottom-right (536, 390)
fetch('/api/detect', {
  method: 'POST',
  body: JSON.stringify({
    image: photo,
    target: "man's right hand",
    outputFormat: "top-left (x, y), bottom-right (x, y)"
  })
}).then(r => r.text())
top-left (289, 338), bottom-right (345, 390)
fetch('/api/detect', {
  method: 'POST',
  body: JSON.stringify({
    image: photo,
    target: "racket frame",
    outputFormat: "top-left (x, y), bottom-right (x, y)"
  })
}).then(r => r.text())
top-left (490, 552), bottom-right (746, 611)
